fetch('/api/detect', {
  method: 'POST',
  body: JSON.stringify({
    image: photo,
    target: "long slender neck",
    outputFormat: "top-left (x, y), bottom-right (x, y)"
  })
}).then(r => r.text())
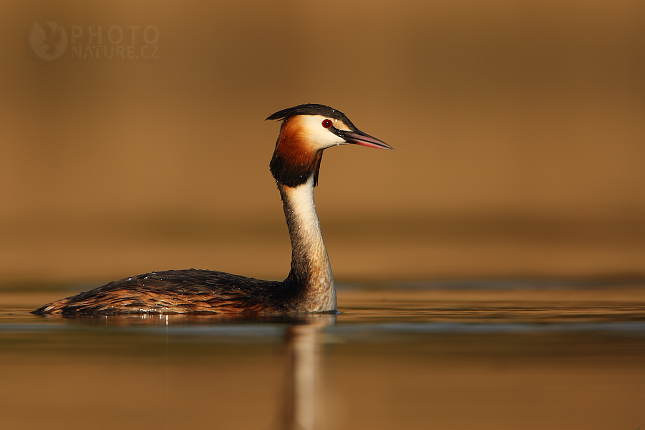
top-left (278, 175), bottom-right (336, 312)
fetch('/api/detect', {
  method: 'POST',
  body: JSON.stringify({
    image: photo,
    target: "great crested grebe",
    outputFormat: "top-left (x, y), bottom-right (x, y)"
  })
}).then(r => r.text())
top-left (33, 104), bottom-right (392, 316)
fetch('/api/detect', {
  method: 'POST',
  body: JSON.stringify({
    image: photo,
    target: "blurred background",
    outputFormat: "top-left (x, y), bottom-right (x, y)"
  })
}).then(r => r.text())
top-left (0, 0), bottom-right (643, 285)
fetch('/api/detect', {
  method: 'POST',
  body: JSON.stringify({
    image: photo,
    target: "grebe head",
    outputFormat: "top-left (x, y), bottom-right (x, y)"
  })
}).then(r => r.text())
top-left (267, 104), bottom-right (392, 187)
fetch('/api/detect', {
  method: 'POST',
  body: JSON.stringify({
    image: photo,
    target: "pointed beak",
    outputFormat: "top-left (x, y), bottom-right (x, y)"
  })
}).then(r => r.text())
top-left (337, 129), bottom-right (393, 150)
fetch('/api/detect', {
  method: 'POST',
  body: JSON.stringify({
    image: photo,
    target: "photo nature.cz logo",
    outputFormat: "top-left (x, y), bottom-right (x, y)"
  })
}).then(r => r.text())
top-left (29, 21), bottom-right (67, 61)
top-left (29, 21), bottom-right (159, 61)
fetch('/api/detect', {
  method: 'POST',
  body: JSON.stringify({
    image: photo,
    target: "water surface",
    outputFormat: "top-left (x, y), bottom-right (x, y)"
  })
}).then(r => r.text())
top-left (1, 279), bottom-right (644, 430)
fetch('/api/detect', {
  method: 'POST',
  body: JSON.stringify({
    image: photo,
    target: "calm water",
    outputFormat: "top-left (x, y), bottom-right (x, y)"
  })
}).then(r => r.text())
top-left (1, 279), bottom-right (644, 430)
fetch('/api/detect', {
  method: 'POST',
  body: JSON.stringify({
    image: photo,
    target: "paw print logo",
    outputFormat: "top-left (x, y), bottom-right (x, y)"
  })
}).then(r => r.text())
top-left (29, 22), bottom-right (68, 61)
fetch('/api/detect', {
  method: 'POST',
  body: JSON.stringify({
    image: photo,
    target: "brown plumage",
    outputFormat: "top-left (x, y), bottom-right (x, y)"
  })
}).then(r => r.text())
top-left (33, 104), bottom-right (392, 316)
top-left (35, 270), bottom-right (292, 316)
top-left (270, 115), bottom-right (325, 187)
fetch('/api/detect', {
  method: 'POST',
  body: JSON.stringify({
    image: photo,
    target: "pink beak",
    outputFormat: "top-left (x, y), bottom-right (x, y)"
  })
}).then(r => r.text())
top-left (339, 129), bottom-right (393, 150)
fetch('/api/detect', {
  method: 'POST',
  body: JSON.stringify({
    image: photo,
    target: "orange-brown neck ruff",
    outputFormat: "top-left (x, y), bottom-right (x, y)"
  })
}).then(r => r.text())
top-left (279, 175), bottom-right (336, 312)
top-left (270, 116), bottom-right (324, 187)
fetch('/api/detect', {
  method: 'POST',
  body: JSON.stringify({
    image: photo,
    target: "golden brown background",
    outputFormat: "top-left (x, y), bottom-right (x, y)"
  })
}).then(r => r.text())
top-left (1, 0), bottom-right (643, 285)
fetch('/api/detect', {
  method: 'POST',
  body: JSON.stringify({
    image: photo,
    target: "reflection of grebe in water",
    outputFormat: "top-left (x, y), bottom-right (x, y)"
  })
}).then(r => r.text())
top-left (33, 104), bottom-right (392, 316)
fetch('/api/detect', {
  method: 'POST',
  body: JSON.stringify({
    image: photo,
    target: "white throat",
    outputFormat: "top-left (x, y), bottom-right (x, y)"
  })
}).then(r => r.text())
top-left (279, 175), bottom-right (336, 312)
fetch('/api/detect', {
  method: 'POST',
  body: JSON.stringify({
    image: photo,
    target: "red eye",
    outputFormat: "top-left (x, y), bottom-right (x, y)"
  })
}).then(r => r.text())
top-left (322, 119), bottom-right (332, 128)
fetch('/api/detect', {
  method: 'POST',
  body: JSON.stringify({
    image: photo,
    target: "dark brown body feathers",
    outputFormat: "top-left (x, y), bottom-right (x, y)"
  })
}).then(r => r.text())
top-left (33, 269), bottom-right (299, 316)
